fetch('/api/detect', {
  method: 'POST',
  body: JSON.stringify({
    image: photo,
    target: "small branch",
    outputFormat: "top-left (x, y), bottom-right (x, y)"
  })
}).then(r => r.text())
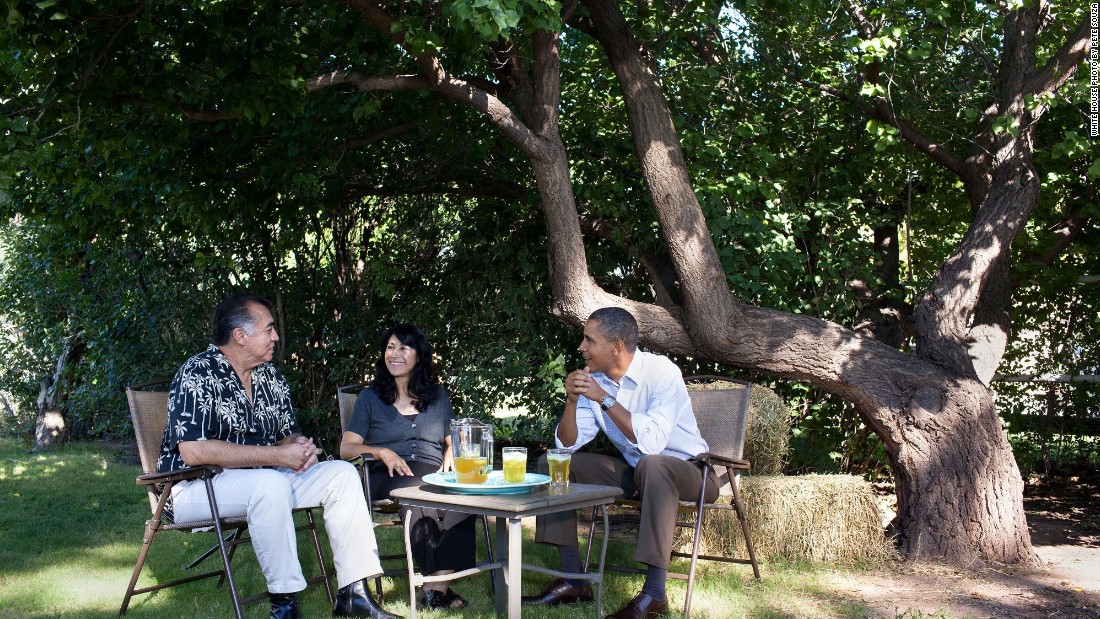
top-left (794, 76), bottom-right (969, 178)
top-left (333, 122), bottom-right (416, 152)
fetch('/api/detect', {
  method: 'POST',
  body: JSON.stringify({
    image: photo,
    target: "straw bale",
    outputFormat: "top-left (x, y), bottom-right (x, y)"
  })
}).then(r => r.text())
top-left (672, 474), bottom-right (894, 565)
top-left (745, 385), bottom-right (790, 475)
top-left (687, 380), bottom-right (790, 474)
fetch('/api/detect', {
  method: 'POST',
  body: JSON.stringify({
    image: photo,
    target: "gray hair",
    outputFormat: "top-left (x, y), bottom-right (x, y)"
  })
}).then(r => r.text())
top-left (589, 307), bottom-right (638, 353)
top-left (212, 294), bottom-right (274, 345)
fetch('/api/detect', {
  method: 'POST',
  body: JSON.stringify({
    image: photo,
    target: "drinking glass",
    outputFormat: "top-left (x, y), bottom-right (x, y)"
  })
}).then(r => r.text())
top-left (502, 447), bottom-right (527, 483)
top-left (547, 448), bottom-right (571, 488)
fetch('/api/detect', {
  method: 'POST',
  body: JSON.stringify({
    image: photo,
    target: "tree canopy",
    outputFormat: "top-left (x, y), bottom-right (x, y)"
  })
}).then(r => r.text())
top-left (1, 0), bottom-right (1096, 564)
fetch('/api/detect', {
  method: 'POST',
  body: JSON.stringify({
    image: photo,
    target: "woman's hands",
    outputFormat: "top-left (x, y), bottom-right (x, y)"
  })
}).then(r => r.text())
top-left (439, 445), bottom-right (454, 473)
top-left (377, 447), bottom-right (413, 477)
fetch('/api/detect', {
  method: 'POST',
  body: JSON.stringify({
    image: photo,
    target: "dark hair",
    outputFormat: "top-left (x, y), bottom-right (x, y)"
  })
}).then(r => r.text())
top-left (589, 307), bottom-right (639, 353)
top-left (372, 323), bottom-right (440, 411)
top-left (212, 294), bottom-right (274, 346)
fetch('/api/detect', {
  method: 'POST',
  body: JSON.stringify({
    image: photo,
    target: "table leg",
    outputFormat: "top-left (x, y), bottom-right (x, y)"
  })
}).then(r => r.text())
top-left (404, 514), bottom-right (418, 619)
top-left (495, 515), bottom-right (507, 615)
top-left (507, 516), bottom-right (522, 619)
top-left (597, 504), bottom-right (610, 619)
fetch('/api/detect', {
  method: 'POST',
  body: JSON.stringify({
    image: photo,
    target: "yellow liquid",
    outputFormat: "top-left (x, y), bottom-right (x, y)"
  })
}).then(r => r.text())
top-left (547, 455), bottom-right (570, 486)
top-left (502, 457), bottom-right (526, 483)
top-left (454, 456), bottom-right (488, 484)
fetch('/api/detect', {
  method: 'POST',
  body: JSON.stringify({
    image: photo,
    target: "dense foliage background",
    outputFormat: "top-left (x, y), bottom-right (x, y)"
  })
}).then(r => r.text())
top-left (1, 0), bottom-right (1096, 477)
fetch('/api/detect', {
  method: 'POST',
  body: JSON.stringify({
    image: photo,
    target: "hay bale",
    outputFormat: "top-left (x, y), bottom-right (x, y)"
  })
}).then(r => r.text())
top-left (745, 385), bottom-right (790, 475)
top-left (687, 380), bottom-right (790, 475)
top-left (673, 474), bottom-right (894, 564)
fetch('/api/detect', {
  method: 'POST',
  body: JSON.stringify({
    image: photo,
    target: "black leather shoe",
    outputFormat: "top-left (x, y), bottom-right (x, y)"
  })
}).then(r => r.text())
top-left (270, 592), bottom-right (302, 619)
top-left (521, 578), bottom-right (593, 606)
top-left (421, 588), bottom-right (468, 609)
top-left (606, 592), bottom-right (669, 619)
top-left (333, 579), bottom-right (401, 619)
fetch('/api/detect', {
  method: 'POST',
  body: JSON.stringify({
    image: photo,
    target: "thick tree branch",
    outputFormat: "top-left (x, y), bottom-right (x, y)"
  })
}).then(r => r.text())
top-left (306, 71), bottom-right (429, 92)
top-left (1024, 15), bottom-right (1092, 101)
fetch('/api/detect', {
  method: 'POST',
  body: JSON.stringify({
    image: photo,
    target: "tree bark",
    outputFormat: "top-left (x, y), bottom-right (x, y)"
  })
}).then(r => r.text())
top-left (33, 334), bottom-right (84, 451)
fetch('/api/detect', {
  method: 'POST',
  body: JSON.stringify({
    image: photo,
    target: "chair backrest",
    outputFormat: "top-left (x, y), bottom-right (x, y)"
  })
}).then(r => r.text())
top-left (125, 379), bottom-right (172, 513)
top-left (337, 382), bottom-right (369, 430)
top-left (685, 375), bottom-right (752, 496)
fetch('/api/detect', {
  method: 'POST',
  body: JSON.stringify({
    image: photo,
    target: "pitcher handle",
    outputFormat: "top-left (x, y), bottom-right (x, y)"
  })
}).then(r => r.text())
top-left (483, 434), bottom-right (494, 475)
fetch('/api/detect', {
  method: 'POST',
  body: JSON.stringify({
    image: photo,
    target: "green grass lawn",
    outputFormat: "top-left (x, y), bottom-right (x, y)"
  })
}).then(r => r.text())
top-left (0, 439), bottom-right (895, 619)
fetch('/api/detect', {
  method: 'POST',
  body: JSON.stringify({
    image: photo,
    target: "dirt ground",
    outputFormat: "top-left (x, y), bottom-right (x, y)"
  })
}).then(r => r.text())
top-left (827, 476), bottom-right (1100, 619)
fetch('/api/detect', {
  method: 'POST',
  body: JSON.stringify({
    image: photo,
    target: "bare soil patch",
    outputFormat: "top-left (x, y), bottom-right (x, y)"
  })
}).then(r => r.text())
top-left (829, 476), bottom-right (1100, 618)
top-left (595, 477), bottom-right (1100, 618)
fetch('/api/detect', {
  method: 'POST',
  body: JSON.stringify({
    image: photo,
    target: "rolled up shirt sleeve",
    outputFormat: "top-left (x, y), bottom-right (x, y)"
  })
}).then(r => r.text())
top-left (555, 395), bottom-right (601, 450)
top-left (631, 395), bottom-right (674, 454)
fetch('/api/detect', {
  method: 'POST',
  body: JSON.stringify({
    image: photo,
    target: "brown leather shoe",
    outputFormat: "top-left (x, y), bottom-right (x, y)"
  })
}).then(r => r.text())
top-left (521, 578), bottom-right (593, 606)
top-left (605, 592), bottom-right (669, 619)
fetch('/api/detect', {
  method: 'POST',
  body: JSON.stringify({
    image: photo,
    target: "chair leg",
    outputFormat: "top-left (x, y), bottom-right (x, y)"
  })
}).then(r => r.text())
top-left (730, 478), bottom-right (761, 579)
top-left (119, 519), bottom-right (159, 617)
top-left (480, 514), bottom-right (497, 594)
top-left (215, 528), bottom-right (245, 589)
top-left (682, 465), bottom-right (711, 619)
top-left (204, 478), bottom-right (246, 619)
top-left (305, 508), bottom-right (335, 605)
top-left (581, 505), bottom-right (599, 572)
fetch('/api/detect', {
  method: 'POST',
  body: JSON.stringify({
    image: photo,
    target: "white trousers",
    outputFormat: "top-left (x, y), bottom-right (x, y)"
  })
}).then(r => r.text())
top-left (171, 460), bottom-right (382, 593)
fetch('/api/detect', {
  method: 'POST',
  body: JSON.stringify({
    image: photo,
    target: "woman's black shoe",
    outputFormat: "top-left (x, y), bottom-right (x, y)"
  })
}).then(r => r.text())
top-left (421, 588), bottom-right (468, 609)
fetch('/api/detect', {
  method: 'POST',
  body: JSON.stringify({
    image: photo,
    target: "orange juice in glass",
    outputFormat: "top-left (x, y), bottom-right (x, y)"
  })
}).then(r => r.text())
top-left (547, 448), bottom-right (571, 487)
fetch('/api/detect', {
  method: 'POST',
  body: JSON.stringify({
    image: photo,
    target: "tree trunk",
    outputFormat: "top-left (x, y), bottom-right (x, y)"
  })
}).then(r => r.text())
top-left (343, 0), bottom-right (1086, 566)
top-left (32, 334), bottom-right (84, 451)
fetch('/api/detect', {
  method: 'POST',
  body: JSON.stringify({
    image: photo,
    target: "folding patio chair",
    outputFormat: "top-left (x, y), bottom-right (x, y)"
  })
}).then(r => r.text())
top-left (119, 379), bottom-right (333, 618)
top-left (583, 375), bottom-right (761, 618)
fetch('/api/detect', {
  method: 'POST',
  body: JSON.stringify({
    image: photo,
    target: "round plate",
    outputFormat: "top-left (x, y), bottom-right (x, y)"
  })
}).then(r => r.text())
top-left (422, 471), bottom-right (551, 494)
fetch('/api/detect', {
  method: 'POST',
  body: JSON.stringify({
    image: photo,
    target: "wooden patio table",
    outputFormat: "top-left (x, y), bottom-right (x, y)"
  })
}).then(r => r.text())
top-left (390, 482), bottom-right (623, 619)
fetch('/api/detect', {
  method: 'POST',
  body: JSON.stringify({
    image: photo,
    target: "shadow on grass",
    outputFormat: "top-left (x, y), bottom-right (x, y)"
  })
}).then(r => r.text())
top-left (0, 439), bottom-right (896, 619)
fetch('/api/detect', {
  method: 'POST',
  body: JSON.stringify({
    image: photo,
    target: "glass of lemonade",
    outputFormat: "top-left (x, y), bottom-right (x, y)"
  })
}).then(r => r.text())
top-left (502, 447), bottom-right (527, 483)
top-left (547, 448), bottom-right (571, 488)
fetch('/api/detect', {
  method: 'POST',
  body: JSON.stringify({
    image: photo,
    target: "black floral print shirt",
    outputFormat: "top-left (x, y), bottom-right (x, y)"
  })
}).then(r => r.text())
top-left (157, 345), bottom-right (301, 473)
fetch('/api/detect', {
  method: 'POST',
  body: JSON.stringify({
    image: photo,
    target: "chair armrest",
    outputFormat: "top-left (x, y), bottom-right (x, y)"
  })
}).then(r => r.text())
top-left (696, 453), bottom-right (750, 470)
top-left (344, 454), bottom-right (378, 468)
top-left (136, 464), bottom-right (223, 486)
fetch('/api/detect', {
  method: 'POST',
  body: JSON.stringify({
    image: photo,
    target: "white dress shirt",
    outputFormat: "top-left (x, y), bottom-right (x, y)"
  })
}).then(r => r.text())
top-left (555, 350), bottom-right (708, 466)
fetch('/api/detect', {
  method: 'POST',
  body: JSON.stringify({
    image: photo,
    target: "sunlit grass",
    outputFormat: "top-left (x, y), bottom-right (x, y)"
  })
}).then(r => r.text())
top-left (0, 438), bottom-right (966, 618)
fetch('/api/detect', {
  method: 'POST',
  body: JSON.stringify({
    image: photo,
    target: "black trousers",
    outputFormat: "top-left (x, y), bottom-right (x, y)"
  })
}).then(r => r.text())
top-left (367, 460), bottom-right (477, 574)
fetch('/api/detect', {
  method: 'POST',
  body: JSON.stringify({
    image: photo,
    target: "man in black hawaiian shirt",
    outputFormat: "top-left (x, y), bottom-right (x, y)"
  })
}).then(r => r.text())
top-left (158, 294), bottom-right (398, 619)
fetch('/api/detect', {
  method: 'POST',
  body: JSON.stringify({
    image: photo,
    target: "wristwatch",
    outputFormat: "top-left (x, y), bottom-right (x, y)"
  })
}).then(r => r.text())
top-left (600, 395), bottom-right (616, 411)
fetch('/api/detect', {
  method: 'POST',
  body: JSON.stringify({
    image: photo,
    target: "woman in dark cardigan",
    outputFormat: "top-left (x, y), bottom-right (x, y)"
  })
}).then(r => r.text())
top-left (339, 323), bottom-right (475, 609)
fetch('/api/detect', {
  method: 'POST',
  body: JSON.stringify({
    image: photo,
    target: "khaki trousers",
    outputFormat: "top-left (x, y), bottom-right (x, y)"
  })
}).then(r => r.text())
top-left (534, 451), bottom-right (718, 569)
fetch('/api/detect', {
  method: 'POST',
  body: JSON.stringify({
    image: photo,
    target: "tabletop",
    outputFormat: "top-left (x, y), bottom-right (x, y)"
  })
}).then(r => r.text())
top-left (389, 482), bottom-right (622, 518)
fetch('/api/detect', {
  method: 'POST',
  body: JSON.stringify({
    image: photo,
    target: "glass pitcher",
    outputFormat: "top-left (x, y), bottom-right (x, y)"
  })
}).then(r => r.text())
top-left (451, 418), bottom-right (493, 484)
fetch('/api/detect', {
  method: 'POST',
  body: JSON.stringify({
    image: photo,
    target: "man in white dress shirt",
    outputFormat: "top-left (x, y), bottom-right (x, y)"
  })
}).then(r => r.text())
top-left (522, 307), bottom-right (718, 619)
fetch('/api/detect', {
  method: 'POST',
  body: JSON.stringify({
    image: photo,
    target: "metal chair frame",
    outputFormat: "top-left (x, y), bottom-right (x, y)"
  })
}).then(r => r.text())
top-left (119, 379), bottom-right (333, 618)
top-left (582, 375), bottom-right (761, 618)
